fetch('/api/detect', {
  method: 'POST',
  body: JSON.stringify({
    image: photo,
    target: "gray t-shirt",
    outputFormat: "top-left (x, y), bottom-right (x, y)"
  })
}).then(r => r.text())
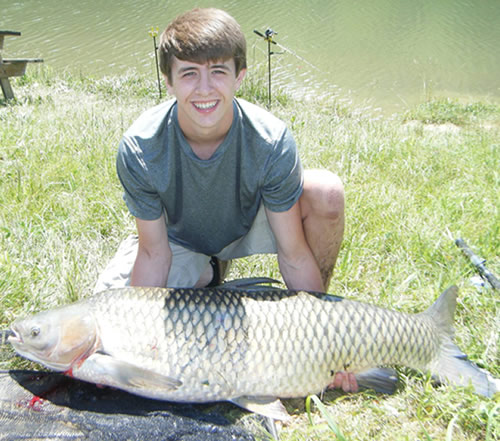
top-left (117, 98), bottom-right (303, 255)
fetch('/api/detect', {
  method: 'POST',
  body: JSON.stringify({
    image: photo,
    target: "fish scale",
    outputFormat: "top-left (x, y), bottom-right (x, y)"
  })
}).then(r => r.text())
top-left (8, 285), bottom-right (499, 420)
top-left (89, 287), bottom-right (477, 398)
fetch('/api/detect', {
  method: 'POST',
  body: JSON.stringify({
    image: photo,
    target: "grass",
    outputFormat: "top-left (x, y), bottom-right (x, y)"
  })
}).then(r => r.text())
top-left (1, 66), bottom-right (499, 440)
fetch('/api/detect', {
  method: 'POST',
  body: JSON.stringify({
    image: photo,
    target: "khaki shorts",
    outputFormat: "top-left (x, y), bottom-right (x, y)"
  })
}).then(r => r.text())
top-left (94, 205), bottom-right (277, 292)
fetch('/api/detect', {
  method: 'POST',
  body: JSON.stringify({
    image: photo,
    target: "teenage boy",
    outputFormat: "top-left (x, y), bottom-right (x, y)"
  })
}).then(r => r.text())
top-left (95, 8), bottom-right (356, 392)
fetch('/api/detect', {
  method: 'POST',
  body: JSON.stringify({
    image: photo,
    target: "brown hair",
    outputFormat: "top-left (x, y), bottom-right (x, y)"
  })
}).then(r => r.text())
top-left (159, 8), bottom-right (247, 84)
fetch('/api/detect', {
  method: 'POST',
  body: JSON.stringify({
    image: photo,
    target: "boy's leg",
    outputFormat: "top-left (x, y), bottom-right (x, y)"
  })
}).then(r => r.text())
top-left (195, 205), bottom-right (277, 286)
top-left (216, 205), bottom-right (277, 261)
top-left (210, 172), bottom-right (344, 289)
top-left (299, 169), bottom-right (345, 290)
top-left (93, 236), bottom-right (139, 293)
top-left (299, 169), bottom-right (354, 392)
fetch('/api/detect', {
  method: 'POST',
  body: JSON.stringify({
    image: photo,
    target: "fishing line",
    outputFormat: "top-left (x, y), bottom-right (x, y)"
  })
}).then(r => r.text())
top-left (254, 28), bottom-right (321, 105)
top-left (254, 29), bottom-right (320, 71)
top-left (274, 42), bottom-right (320, 72)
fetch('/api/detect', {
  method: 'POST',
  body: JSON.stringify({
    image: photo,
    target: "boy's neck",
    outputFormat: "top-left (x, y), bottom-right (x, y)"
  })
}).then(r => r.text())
top-left (176, 99), bottom-right (235, 160)
top-left (187, 134), bottom-right (226, 160)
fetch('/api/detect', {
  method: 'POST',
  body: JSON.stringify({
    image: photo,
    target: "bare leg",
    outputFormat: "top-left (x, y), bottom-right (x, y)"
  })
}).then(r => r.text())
top-left (299, 170), bottom-right (356, 393)
top-left (299, 169), bottom-right (345, 289)
top-left (194, 265), bottom-right (213, 288)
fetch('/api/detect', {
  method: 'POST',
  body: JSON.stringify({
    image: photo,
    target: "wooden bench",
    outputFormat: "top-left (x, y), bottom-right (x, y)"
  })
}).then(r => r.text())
top-left (1, 30), bottom-right (43, 100)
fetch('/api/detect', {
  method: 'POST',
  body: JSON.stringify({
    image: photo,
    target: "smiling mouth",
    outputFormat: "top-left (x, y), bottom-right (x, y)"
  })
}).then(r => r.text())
top-left (193, 100), bottom-right (218, 110)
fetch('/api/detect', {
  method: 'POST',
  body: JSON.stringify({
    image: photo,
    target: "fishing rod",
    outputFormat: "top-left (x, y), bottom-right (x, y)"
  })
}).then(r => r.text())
top-left (455, 238), bottom-right (500, 290)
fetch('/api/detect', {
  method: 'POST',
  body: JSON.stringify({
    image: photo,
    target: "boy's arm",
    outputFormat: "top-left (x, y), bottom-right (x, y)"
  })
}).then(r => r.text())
top-left (266, 202), bottom-right (358, 393)
top-left (265, 202), bottom-right (324, 292)
top-left (130, 214), bottom-right (172, 287)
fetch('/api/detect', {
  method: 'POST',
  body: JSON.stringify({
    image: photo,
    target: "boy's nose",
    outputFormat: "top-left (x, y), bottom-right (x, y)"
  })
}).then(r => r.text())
top-left (197, 71), bottom-right (213, 93)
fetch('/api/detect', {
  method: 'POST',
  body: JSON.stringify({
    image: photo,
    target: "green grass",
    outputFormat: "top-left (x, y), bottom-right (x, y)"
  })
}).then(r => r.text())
top-left (1, 67), bottom-right (499, 440)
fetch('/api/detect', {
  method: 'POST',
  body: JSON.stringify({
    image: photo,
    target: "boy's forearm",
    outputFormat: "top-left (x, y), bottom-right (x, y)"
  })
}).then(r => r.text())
top-left (279, 252), bottom-right (324, 292)
top-left (130, 246), bottom-right (171, 288)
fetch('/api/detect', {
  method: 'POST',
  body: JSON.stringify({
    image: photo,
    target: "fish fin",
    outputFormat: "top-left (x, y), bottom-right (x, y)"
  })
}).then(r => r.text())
top-left (81, 353), bottom-right (182, 392)
top-left (230, 396), bottom-right (291, 421)
top-left (429, 340), bottom-right (499, 398)
top-left (424, 285), bottom-right (458, 332)
top-left (220, 277), bottom-right (282, 289)
top-left (355, 367), bottom-right (399, 394)
top-left (321, 293), bottom-right (344, 302)
top-left (424, 286), bottom-right (499, 397)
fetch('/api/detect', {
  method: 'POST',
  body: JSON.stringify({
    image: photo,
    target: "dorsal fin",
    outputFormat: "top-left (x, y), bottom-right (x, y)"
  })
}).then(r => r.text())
top-left (423, 285), bottom-right (458, 333)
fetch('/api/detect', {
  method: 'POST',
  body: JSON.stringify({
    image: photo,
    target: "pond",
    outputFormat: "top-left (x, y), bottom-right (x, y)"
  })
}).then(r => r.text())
top-left (2, 0), bottom-right (500, 113)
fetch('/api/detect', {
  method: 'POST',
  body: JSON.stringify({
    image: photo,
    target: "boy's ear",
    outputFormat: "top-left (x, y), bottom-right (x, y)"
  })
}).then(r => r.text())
top-left (163, 74), bottom-right (174, 94)
top-left (235, 68), bottom-right (247, 89)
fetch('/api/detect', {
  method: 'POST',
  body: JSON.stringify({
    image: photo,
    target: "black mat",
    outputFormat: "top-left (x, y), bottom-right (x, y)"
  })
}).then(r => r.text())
top-left (0, 370), bottom-right (257, 440)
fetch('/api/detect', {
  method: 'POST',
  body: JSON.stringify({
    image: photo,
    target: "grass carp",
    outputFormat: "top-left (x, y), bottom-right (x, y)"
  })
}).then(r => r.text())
top-left (8, 285), bottom-right (499, 420)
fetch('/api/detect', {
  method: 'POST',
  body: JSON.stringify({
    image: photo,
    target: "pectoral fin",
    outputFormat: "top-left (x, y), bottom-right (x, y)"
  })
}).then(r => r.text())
top-left (230, 395), bottom-right (291, 421)
top-left (78, 352), bottom-right (182, 392)
top-left (355, 367), bottom-right (399, 395)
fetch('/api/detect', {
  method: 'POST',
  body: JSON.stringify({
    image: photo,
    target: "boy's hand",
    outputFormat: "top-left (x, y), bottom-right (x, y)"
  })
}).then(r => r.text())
top-left (329, 372), bottom-right (358, 393)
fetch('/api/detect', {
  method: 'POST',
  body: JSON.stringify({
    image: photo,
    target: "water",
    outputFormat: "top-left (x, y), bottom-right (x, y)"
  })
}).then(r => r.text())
top-left (2, 0), bottom-right (500, 113)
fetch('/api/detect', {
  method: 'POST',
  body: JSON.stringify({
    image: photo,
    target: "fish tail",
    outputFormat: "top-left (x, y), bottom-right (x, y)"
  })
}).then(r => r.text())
top-left (424, 286), bottom-right (499, 397)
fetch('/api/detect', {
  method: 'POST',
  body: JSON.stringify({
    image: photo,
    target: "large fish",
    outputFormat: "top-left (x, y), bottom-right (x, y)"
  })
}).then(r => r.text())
top-left (8, 285), bottom-right (499, 420)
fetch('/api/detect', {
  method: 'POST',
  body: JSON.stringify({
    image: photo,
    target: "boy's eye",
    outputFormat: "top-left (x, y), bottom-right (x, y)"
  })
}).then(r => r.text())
top-left (211, 66), bottom-right (229, 75)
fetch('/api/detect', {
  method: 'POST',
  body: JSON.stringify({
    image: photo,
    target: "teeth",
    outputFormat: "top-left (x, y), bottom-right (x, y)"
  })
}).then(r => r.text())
top-left (194, 101), bottom-right (217, 110)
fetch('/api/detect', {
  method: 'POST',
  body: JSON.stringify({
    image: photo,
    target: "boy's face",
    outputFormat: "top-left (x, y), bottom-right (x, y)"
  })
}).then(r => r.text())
top-left (165, 57), bottom-right (246, 143)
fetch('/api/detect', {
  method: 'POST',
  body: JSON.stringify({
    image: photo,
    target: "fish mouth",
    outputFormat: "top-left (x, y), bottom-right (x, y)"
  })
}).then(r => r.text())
top-left (6, 327), bottom-right (22, 345)
top-left (0, 329), bottom-right (16, 345)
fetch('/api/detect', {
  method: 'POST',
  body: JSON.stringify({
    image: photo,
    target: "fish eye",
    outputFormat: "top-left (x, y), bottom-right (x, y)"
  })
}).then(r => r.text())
top-left (30, 327), bottom-right (40, 338)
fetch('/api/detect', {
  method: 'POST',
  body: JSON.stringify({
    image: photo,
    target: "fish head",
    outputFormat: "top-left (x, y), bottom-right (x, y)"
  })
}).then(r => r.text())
top-left (9, 303), bottom-right (98, 371)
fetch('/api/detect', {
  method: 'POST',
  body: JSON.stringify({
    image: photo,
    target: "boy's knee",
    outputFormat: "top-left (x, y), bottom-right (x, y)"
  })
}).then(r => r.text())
top-left (323, 173), bottom-right (345, 219)
top-left (302, 169), bottom-right (344, 220)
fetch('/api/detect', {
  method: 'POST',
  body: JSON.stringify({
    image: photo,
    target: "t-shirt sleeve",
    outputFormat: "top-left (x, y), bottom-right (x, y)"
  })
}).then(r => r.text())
top-left (116, 136), bottom-right (164, 220)
top-left (261, 127), bottom-right (304, 212)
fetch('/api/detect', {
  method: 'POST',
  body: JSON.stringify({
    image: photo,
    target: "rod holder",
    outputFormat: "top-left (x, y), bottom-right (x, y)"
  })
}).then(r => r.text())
top-left (254, 28), bottom-right (279, 106)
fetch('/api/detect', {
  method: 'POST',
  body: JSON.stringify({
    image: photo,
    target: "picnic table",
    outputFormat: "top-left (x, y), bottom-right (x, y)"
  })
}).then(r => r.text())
top-left (0, 30), bottom-right (43, 100)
